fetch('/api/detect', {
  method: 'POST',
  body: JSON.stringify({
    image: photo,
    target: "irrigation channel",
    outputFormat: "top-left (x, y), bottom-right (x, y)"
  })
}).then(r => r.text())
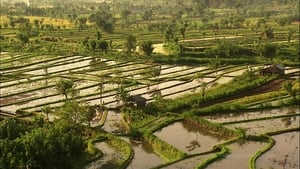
top-left (84, 107), bottom-right (299, 169)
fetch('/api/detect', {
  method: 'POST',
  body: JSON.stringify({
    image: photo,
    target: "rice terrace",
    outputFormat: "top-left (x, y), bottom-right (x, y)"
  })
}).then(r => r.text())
top-left (0, 0), bottom-right (299, 169)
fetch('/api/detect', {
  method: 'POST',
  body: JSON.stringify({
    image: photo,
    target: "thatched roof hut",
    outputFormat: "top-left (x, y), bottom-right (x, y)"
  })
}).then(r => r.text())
top-left (260, 64), bottom-right (285, 76)
top-left (128, 95), bottom-right (147, 107)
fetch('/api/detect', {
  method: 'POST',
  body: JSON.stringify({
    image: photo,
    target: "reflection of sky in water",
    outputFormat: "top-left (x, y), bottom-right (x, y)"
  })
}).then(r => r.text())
top-left (225, 116), bottom-right (300, 135)
top-left (256, 132), bottom-right (299, 169)
top-left (207, 141), bottom-right (265, 169)
top-left (84, 142), bottom-right (119, 169)
top-left (162, 153), bottom-right (213, 169)
top-left (154, 121), bottom-right (226, 154)
top-left (205, 107), bottom-right (300, 123)
top-left (121, 137), bottom-right (164, 169)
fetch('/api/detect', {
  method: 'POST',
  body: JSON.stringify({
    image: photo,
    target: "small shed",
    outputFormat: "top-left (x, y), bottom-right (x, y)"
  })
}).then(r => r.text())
top-left (128, 95), bottom-right (147, 107)
top-left (260, 64), bottom-right (285, 76)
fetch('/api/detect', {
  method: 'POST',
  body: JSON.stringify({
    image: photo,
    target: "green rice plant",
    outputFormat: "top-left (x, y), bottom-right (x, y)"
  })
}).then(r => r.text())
top-left (106, 134), bottom-right (134, 169)
top-left (185, 117), bottom-right (237, 140)
top-left (248, 135), bottom-right (275, 169)
top-left (143, 131), bottom-right (186, 162)
top-left (195, 146), bottom-right (229, 169)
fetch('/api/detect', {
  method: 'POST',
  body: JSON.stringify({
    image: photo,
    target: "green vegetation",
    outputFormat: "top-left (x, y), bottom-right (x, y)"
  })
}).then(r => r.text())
top-left (106, 134), bottom-right (134, 169)
top-left (248, 135), bottom-right (275, 169)
top-left (143, 131), bottom-right (186, 162)
top-left (196, 146), bottom-right (229, 169)
top-left (0, 118), bottom-right (86, 169)
top-left (0, 0), bottom-right (299, 168)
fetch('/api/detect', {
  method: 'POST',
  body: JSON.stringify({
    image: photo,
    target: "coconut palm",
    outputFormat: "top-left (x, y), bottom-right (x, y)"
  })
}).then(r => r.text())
top-left (43, 64), bottom-right (49, 87)
top-left (140, 40), bottom-right (154, 57)
top-left (194, 72), bottom-right (204, 83)
top-left (41, 106), bottom-right (52, 121)
top-left (96, 74), bottom-right (105, 105)
top-left (201, 82), bottom-right (207, 97)
top-left (283, 81), bottom-right (296, 100)
top-left (114, 84), bottom-right (130, 107)
top-left (209, 56), bottom-right (221, 75)
top-left (55, 79), bottom-right (78, 100)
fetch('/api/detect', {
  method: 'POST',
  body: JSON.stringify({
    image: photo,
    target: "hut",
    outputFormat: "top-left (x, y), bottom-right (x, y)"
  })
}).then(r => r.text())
top-left (128, 95), bottom-right (147, 107)
top-left (260, 64), bottom-right (285, 76)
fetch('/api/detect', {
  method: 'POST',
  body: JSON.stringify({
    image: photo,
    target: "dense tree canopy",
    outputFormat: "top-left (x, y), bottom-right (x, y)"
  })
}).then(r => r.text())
top-left (0, 118), bottom-right (85, 169)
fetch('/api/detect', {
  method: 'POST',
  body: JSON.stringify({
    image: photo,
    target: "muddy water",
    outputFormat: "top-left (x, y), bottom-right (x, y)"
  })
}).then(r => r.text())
top-left (121, 137), bottom-right (164, 169)
top-left (205, 107), bottom-right (300, 124)
top-left (154, 121), bottom-right (226, 154)
top-left (206, 141), bottom-right (266, 169)
top-left (84, 142), bottom-right (121, 169)
top-left (225, 116), bottom-right (300, 135)
top-left (161, 153), bottom-right (213, 169)
top-left (256, 132), bottom-right (299, 169)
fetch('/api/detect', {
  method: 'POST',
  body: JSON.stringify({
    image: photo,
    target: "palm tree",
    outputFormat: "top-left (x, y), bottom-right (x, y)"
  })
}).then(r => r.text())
top-left (41, 106), bottom-right (52, 121)
top-left (123, 34), bottom-right (136, 55)
top-left (43, 64), bottom-right (49, 87)
top-left (148, 87), bottom-right (162, 102)
top-left (114, 85), bottom-right (130, 107)
top-left (55, 79), bottom-right (78, 100)
top-left (84, 104), bottom-right (96, 127)
top-left (140, 40), bottom-right (154, 57)
top-left (149, 64), bottom-right (161, 86)
top-left (287, 29), bottom-right (296, 43)
top-left (96, 74), bottom-right (105, 105)
top-left (201, 82), bottom-right (207, 97)
top-left (60, 100), bottom-right (86, 124)
top-left (194, 72), bottom-right (204, 83)
top-left (112, 69), bottom-right (122, 88)
top-left (283, 81), bottom-right (296, 101)
top-left (194, 72), bottom-right (207, 97)
top-left (209, 56), bottom-right (221, 75)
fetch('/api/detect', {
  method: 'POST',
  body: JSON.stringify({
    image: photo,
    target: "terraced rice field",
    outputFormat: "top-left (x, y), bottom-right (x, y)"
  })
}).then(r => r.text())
top-left (1, 53), bottom-right (299, 169)
top-left (0, 53), bottom-right (256, 114)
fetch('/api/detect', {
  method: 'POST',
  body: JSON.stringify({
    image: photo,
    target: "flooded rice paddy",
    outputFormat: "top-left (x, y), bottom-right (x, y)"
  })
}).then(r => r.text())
top-left (205, 107), bottom-right (300, 124)
top-left (161, 153), bottom-right (213, 169)
top-left (225, 116), bottom-right (299, 135)
top-left (84, 142), bottom-right (121, 169)
top-left (154, 121), bottom-right (226, 154)
top-left (206, 141), bottom-right (266, 169)
top-left (1, 54), bottom-right (299, 169)
top-left (256, 132), bottom-right (299, 169)
top-left (121, 137), bottom-right (164, 169)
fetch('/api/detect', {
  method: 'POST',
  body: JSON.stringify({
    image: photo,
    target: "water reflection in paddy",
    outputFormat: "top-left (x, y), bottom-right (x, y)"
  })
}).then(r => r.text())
top-left (204, 107), bottom-right (299, 124)
top-left (256, 132), bottom-right (299, 169)
top-left (154, 121), bottom-right (226, 154)
top-left (84, 142), bottom-right (119, 169)
top-left (121, 137), bottom-right (164, 169)
top-left (225, 116), bottom-right (300, 135)
top-left (207, 141), bottom-right (266, 169)
top-left (161, 153), bottom-right (213, 169)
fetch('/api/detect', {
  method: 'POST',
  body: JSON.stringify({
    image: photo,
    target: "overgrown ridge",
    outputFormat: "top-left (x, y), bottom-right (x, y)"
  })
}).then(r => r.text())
top-left (199, 78), bottom-right (286, 108)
